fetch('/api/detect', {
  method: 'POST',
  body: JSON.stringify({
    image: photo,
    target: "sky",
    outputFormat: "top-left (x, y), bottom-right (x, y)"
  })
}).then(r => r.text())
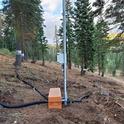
top-left (0, 0), bottom-right (2, 9)
top-left (41, 0), bottom-right (77, 44)
top-left (42, 0), bottom-right (62, 44)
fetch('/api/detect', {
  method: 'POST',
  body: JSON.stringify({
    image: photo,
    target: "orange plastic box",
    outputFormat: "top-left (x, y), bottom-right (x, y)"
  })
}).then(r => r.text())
top-left (48, 88), bottom-right (62, 109)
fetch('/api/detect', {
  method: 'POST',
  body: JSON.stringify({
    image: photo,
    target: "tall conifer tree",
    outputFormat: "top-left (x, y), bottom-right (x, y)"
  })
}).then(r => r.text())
top-left (74, 0), bottom-right (94, 75)
top-left (2, 0), bottom-right (45, 66)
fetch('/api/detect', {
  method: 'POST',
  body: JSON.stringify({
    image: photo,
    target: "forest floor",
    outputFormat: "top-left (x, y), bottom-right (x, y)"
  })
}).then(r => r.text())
top-left (0, 54), bottom-right (124, 124)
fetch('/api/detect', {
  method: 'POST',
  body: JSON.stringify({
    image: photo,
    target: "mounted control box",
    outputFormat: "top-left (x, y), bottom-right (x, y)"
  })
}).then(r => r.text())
top-left (57, 52), bottom-right (64, 64)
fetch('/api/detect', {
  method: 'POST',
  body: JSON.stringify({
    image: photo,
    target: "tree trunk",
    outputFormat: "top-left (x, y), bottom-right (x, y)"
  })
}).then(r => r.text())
top-left (80, 64), bottom-right (86, 76)
top-left (42, 56), bottom-right (45, 66)
top-left (97, 51), bottom-right (101, 75)
top-left (121, 52), bottom-right (124, 76)
top-left (112, 69), bottom-right (116, 77)
top-left (101, 54), bottom-right (105, 77)
top-left (68, 49), bottom-right (71, 69)
top-left (84, 48), bottom-right (88, 69)
top-left (80, 56), bottom-right (86, 76)
top-left (42, 50), bottom-right (45, 66)
top-left (15, 18), bottom-right (22, 67)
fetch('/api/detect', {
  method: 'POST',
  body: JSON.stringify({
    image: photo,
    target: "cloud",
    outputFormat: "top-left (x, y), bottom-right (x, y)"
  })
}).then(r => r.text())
top-left (44, 12), bottom-right (61, 44)
top-left (42, 0), bottom-right (61, 13)
top-left (41, 0), bottom-right (62, 44)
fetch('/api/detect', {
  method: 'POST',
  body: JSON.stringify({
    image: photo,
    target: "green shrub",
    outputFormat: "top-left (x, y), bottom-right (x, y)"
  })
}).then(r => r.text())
top-left (0, 48), bottom-right (12, 56)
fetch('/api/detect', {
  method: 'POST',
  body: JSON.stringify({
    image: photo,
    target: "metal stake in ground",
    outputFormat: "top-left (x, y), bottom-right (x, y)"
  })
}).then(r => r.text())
top-left (63, 0), bottom-right (68, 105)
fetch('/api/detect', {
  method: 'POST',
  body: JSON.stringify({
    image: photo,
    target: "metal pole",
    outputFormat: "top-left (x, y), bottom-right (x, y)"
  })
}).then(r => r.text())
top-left (63, 0), bottom-right (68, 105)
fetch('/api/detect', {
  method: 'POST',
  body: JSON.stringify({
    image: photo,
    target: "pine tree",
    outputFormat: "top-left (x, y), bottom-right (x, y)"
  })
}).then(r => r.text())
top-left (94, 20), bottom-right (109, 77)
top-left (105, 0), bottom-right (124, 76)
top-left (31, 4), bottom-right (46, 63)
top-left (93, 0), bottom-right (105, 16)
top-left (36, 25), bottom-right (48, 66)
top-left (0, 12), bottom-right (5, 48)
top-left (40, 37), bottom-right (48, 66)
top-left (121, 48), bottom-right (124, 76)
top-left (93, 0), bottom-right (110, 77)
top-left (106, 0), bottom-right (124, 34)
top-left (74, 0), bottom-right (94, 75)
top-left (2, 0), bottom-right (45, 66)
top-left (3, 27), bottom-right (16, 51)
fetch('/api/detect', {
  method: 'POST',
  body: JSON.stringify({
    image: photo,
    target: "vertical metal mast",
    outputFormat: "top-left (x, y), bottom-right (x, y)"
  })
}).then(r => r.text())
top-left (63, 0), bottom-right (68, 105)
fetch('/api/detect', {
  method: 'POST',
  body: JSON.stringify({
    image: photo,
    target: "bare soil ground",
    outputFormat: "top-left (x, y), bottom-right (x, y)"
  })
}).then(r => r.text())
top-left (0, 55), bottom-right (124, 124)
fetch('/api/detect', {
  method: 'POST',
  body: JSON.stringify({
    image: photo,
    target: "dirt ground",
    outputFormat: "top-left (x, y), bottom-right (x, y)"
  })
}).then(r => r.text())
top-left (0, 55), bottom-right (124, 124)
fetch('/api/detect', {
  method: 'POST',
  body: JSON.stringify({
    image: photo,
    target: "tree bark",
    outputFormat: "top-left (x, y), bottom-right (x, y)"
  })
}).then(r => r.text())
top-left (68, 48), bottom-right (71, 69)
top-left (101, 54), bottom-right (105, 77)
top-left (15, 17), bottom-right (22, 67)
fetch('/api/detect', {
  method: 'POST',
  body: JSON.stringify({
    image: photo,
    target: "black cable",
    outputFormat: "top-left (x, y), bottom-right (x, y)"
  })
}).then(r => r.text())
top-left (0, 92), bottom-right (92, 109)
top-left (16, 72), bottom-right (48, 100)
top-left (68, 92), bottom-right (92, 104)
top-left (0, 70), bottom-right (48, 109)
top-left (71, 94), bottom-right (90, 103)
top-left (0, 100), bottom-right (48, 109)
top-left (0, 67), bottom-right (92, 109)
